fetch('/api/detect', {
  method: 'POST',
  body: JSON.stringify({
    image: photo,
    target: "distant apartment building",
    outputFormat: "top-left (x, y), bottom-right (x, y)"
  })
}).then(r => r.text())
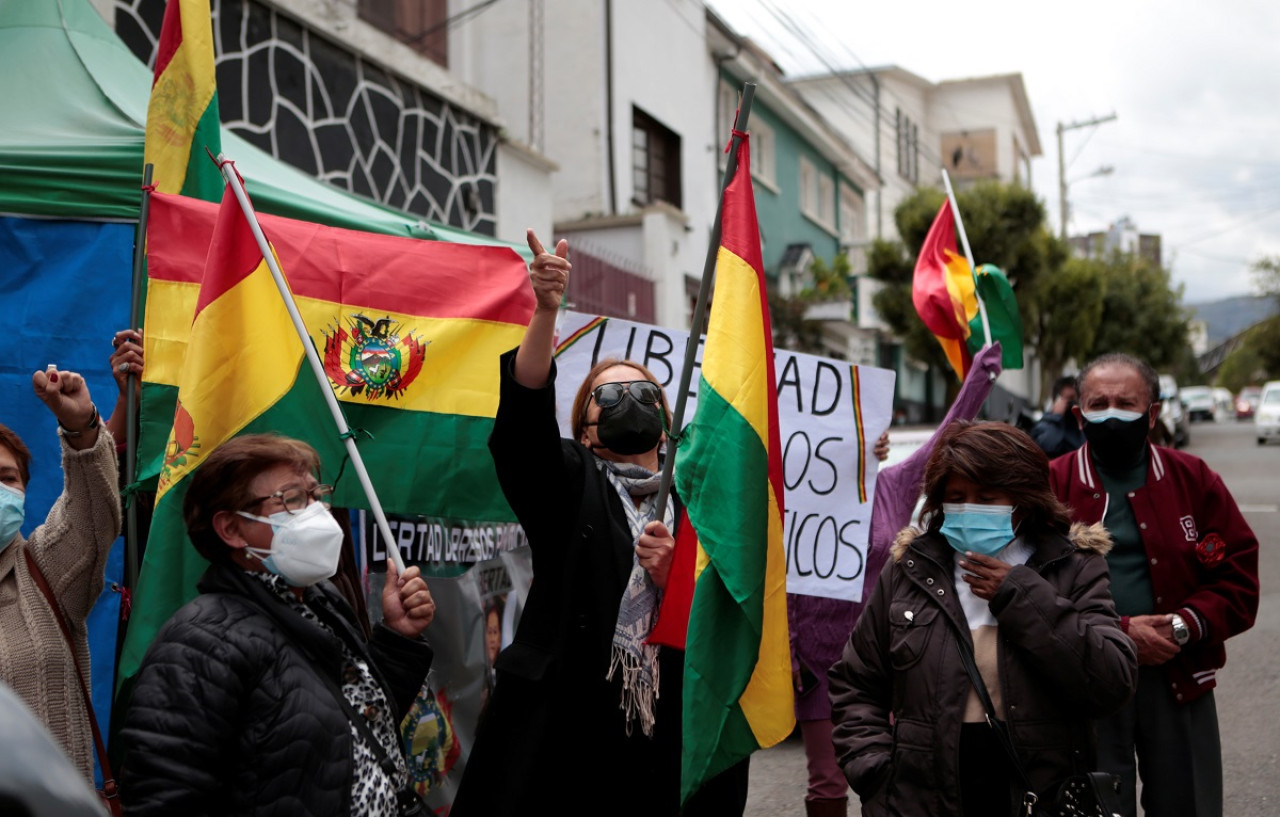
top-left (1068, 216), bottom-right (1163, 267)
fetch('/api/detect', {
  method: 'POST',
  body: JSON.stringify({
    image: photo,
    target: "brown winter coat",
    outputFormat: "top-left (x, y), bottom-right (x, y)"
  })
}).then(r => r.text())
top-left (829, 523), bottom-right (1138, 817)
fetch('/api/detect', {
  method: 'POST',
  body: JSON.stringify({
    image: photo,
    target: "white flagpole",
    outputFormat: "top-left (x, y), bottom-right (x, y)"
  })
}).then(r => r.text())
top-left (216, 155), bottom-right (406, 573)
top-left (941, 169), bottom-right (992, 349)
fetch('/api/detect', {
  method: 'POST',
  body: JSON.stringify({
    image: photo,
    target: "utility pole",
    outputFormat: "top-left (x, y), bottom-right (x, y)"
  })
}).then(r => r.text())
top-left (1057, 113), bottom-right (1117, 240)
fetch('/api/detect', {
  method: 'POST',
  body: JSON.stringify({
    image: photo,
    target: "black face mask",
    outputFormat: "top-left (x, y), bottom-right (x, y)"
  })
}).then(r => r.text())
top-left (589, 396), bottom-right (664, 455)
top-left (1082, 414), bottom-right (1150, 470)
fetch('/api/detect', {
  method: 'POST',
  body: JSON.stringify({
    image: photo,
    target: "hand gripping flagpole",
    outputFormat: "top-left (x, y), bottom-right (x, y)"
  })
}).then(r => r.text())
top-left (215, 155), bottom-right (407, 573)
top-left (653, 82), bottom-right (757, 520)
top-left (941, 169), bottom-right (992, 349)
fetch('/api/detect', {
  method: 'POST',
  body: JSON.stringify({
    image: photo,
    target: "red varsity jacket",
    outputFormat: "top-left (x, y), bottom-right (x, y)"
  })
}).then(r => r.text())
top-left (1049, 442), bottom-right (1259, 704)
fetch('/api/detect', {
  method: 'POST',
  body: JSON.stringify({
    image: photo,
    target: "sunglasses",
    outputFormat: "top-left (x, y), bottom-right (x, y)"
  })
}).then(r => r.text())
top-left (591, 380), bottom-right (662, 409)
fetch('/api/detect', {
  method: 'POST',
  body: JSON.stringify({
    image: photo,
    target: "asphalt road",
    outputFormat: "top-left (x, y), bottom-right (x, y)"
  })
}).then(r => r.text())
top-left (744, 419), bottom-right (1280, 816)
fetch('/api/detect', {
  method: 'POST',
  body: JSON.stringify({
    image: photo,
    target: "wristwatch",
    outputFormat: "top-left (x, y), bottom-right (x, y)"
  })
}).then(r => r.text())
top-left (1170, 613), bottom-right (1190, 646)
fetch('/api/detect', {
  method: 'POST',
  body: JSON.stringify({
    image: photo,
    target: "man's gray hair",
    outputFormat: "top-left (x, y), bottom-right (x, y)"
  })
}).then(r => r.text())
top-left (1078, 353), bottom-right (1161, 405)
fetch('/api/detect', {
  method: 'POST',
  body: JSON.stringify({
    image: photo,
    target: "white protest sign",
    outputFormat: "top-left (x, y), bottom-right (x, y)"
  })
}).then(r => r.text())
top-left (552, 311), bottom-right (895, 602)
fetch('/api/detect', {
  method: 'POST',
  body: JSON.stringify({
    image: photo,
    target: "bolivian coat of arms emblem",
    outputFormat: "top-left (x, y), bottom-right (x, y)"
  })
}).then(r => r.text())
top-left (322, 315), bottom-right (428, 400)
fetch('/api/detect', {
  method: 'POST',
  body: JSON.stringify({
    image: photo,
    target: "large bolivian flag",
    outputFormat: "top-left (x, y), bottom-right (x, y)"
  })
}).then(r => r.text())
top-left (119, 190), bottom-right (532, 682)
top-left (912, 200), bottom-right (978, 379)
top-left (670, 134), bottom-right (794, 803)
top-left (144, 0), bottom-right (223, 200)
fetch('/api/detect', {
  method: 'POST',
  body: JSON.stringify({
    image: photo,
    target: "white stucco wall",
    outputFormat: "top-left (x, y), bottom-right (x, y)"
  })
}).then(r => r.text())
top-left (456, 0), bottom-right (718, 329)
top-left (451, 0), bottom-right (609, 221)
top-left (608, 0), bottom-right (717, 328)
top-left (496, 142), bottom-right (556, 246)
top-left (932, 79), bottom-right (1038, 185)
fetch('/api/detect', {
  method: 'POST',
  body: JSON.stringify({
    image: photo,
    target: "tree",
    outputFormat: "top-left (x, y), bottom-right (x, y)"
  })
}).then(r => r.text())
top-left (1082, 251), bottom-right (1190, 373)
top-left (1217, 256), bottom-right (1280, 386)
top-left (1033, 256), bottom-right (1105, 400)
top-left (770, 252), bottom-right (852, 355)
top-left (868, 182), bottom-right (1065, 400)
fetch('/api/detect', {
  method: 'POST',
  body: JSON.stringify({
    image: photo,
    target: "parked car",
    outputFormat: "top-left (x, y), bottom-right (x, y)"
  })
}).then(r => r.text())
top-left (1156, 374), bottom-right (1190, 448)
top-left (1180, 385), bottom-right (1216, 423)
top-left (1212, 387), bottom-right (1235, 422)
top-left (1236, 386), bottom-right (1263, 420)
top-left (1256, 381), bottom-right (1280, 446)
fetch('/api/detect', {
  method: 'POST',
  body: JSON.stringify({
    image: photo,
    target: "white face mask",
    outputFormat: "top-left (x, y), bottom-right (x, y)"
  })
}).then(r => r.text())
top-left (236, 501), bottom-right (345, 587)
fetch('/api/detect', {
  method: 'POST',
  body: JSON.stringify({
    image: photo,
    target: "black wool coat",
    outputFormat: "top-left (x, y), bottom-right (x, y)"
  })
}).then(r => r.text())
top-left (118, 562), bottom-right (433, 816)
top-left (451, 351), bottom-right (686, 817)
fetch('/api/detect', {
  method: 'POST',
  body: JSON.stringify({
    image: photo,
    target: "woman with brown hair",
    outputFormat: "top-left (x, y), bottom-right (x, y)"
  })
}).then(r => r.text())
top-left (118, 434), bottom-right (436, 816)
top-left (452, 231), bottom-right (744, 817)
top-left (829, 421), bottom-right (1138, 817)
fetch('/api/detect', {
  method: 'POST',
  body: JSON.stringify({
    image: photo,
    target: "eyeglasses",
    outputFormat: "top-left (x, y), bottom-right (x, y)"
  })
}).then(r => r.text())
top-left (243, 484), bottom-right (334, 515)
top-left (591, 380), bottom-right (662, 409)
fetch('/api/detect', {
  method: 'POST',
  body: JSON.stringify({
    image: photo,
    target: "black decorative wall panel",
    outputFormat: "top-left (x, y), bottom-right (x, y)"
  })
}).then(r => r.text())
top-left (115, 0), bottom-right (498, 235)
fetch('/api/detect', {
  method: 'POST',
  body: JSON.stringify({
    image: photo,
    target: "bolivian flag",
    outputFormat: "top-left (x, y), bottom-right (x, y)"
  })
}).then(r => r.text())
top-left (669, 134), bottom-right (794, 803)
top-left (912, 199), bottom-right (978, 379)
top-left (119, 189), bottom-right (532, 683)
top-left (144, 0), bottom-right (223, 200)
top-left (967, 263), bottom-right (1024, 370)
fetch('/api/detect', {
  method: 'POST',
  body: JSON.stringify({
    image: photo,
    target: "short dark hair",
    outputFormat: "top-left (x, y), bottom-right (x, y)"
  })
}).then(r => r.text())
top-left (1078, 353), bottom-right (1160, 405)
top-left (0, 424), bottom-right (32, 488)
top-left (920, 421), bottom-right (1072, 536)
top-left (182, 434), bottom-right (321, 565)
top-left (1052, 375), bottom-right (1078, 398)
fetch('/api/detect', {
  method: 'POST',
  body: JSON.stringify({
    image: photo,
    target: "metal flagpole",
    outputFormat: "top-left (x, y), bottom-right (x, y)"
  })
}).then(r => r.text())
top-left (124, 163), bottom-right (153, 590)
top-left (215, 156), bottom-right (407, 573)
top-left (941, 169), bottom-right (992, 349)
top-left (653, 82), bottom-right (757, 520)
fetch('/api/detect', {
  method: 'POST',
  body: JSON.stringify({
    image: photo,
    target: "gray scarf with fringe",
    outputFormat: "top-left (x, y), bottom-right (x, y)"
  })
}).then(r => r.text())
top-left (598, 458), bottom-right (674, 737)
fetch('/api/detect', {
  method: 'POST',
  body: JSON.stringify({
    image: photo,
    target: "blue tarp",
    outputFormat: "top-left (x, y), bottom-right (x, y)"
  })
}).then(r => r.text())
top-left (1, 215), bottom-right (131, 779)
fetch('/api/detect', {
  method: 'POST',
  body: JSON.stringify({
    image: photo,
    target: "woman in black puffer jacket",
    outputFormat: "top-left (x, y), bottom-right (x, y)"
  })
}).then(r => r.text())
top-left (118, 434), bottom-right (435, 816)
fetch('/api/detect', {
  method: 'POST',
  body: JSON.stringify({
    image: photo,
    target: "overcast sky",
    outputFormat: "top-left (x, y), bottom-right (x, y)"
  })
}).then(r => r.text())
top-left (707, 0), bottom-right (1280, 305)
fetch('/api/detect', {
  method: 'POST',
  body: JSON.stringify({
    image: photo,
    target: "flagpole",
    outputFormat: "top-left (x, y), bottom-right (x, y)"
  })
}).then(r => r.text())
top-left (653, 82), bottom-right (756, 520)
top-left (215, 156), bottom-right (407, 573)
top-left (124, 164), bottom-right (153, 590)
top-left (941, 169), bottom-right (992, 349)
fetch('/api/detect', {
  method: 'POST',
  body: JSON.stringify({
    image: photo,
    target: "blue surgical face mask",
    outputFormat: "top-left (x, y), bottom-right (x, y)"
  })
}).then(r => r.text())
top-left (1081, 408), bottom-right (1145, 423)
top-left (0, 482), bottom-right (25, 550)
top-left (939, 502), bottom-right (1016, 557)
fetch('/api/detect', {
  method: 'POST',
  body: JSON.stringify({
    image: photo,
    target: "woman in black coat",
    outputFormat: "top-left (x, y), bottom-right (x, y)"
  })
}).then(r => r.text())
top-left (118, 434), bottom-right (436, 816)
top-left (451, 231), bottom-right (746, 817)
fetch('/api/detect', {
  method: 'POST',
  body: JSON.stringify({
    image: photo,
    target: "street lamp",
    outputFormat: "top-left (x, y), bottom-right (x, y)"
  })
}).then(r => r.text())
top-left (1057, 114), bottom-right (1117, 239)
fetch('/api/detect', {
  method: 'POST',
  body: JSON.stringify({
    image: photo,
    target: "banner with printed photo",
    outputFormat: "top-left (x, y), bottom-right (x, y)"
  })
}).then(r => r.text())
top-left (360, 511), bottom-right (531, 812)
top-left (553, 311), bottom-right (895, 602)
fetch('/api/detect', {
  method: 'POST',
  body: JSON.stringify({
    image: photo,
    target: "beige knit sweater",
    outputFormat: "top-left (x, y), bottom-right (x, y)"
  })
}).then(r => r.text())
top-left (0, 428), bottom-right (120, 781)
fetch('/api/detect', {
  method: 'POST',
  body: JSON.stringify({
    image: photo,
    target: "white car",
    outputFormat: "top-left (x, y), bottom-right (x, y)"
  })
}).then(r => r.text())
top-left (1180, 385), bottom-right (1216, 423)
top-left (1257, 381), bottom-right (1280, 446)
top-left (1212, 387), bottom-right (1235, 422)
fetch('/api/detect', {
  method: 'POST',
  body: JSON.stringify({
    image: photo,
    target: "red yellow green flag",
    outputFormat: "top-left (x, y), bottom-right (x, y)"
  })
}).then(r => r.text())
top-left (966, 263), bottom-right (1025, 369)
top-left (671, 135), bottom-right (794, 803)
top-left (912, 199), bottom-right (978, 379)
top-left (119, 191), bottom-right (532, 683)
top-left (144, 0), bottom-right (223, 200)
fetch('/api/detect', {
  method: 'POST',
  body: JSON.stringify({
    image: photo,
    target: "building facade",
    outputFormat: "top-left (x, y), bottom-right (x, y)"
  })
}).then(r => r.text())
top-left (453, 0), bottom-right (881, 365)
top-left (790, 65), bottom-right (1044, 418)
top-left (105, 0), bottom-right (555, 243)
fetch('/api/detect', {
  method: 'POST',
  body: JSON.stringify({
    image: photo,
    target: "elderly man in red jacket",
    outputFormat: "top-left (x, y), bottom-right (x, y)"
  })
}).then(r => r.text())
top-left (1049, 352), bottom-right (1259, 817)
